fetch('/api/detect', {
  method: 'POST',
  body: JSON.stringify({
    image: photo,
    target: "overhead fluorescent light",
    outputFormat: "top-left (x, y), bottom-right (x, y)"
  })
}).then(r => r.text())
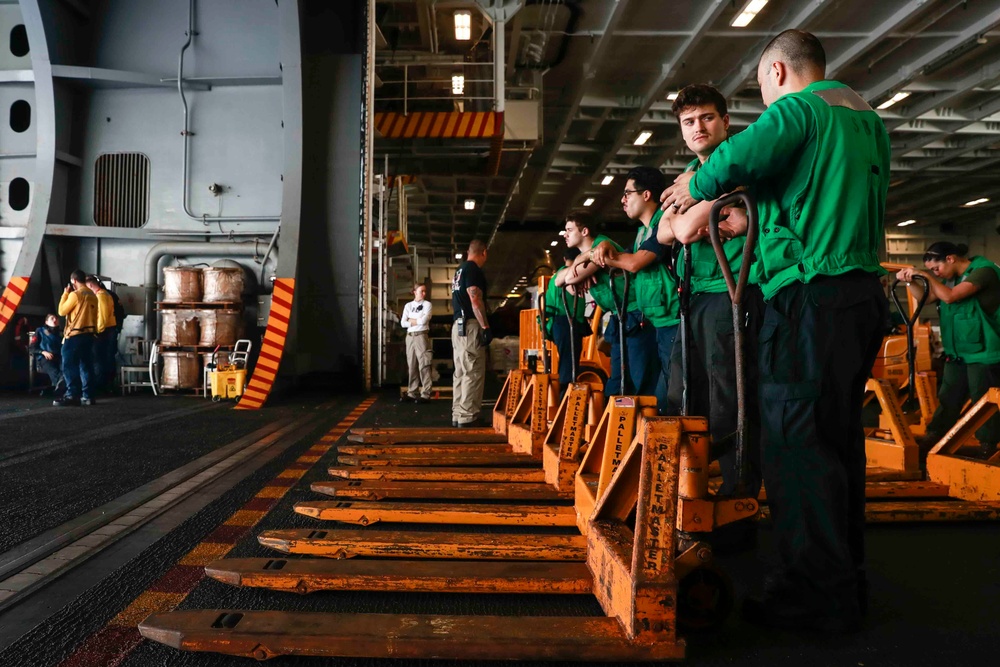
top-left (601, 175), bottom-right (615, 186)
top-left (452, 74), bottom-right (465, 95)
top-left (464, 199), bottom-right (476, 210)
top-left (508, 293), bottom-right (519, 298)
top-left (634, 131), bottom-right (653, 146)
top-left (454, 253), bottom-right (463, 259)
top-left (731, 0), bottom-right (768, 28)
top-left (454, 10), bottom-right (471, 41)
top-left (583, 198), bottom-right (595, 207)
top-left (877, 92), bottom-right (910, 110)
top-left (667, 92), bottom-right (679, 101)
top-left (550, 241), bottom-right (559, 247)
top-left (964, 197), bottom-right (990, 207)
top-left (558, 230), bottom-right (567, 236)
top-left (897, 219), bottom-right (917, 227)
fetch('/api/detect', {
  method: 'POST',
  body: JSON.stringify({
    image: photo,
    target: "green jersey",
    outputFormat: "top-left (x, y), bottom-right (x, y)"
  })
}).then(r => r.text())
top-left (586, 235), bottom-right (639, 315)
top-left (938, 256), bottom-right (1000, 364)
top-left (690, 80), bottom-right (890, 300)
top-left (630, 209), bottom-right (679, 327)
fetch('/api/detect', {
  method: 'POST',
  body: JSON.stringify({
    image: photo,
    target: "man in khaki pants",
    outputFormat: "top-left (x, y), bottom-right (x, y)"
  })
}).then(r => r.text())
top-left (400, 283), bottom-right (433, 403)
top-left (451, 240), bottom-right (491, 427)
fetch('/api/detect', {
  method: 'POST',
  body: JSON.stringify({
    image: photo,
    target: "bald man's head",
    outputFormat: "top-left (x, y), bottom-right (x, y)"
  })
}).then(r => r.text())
top-left (759, 29), bottom-right (825, 78)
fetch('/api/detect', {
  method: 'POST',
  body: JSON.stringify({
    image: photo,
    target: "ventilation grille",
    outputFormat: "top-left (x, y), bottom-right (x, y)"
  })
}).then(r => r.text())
top-left (94, 152), bottom-right (150, 228)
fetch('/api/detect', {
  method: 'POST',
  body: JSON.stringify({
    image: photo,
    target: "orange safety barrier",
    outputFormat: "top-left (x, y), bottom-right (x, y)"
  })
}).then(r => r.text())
top-left (0, 276), bottom-right (29, 335)
top-left (235, 278), bottom-right (294, 410)
top-left (375, 111), bottom-right (502, 140)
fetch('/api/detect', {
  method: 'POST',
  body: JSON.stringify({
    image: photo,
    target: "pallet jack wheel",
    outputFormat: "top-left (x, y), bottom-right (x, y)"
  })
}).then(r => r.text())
top-left (575, 364), bottom-right (607, 387)
top-left (677, 563), bottom-right (734, 632)
top-left (212, 395), bottom-right (222, 402)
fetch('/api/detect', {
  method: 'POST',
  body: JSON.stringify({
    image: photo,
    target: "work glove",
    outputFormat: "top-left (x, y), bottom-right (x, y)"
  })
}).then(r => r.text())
top-left (479, 327), bottom-right (494, 348)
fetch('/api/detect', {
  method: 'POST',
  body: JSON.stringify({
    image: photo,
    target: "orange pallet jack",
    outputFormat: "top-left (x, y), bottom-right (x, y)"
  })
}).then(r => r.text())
top-left (865, 275), bottom-right (933, 477)
top-left (140, 417), bottom-right (710, 661)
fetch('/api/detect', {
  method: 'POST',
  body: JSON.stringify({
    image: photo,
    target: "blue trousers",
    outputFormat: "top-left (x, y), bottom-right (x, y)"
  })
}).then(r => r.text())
top-left (62, 334), bottom-right (95, 399)
top-left (93, 329), bottom-right (119, 390)
top-left (604, 311), bottom-right (660, 398)
top-left (653, 324), bottom-right (678, 414)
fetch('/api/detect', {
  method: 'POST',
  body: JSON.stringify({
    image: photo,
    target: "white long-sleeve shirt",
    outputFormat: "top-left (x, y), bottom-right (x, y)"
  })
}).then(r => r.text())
top-left (401, 299), bottom-right (432, 333)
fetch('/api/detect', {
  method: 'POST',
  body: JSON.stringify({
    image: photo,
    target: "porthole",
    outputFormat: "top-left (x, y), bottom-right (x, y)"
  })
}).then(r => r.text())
top-left (9, 177), bottom-right (30, 211)
top-left (10, 25), bottom-right (28, 58)
top-left (9, 100), bottom-right (30, 133)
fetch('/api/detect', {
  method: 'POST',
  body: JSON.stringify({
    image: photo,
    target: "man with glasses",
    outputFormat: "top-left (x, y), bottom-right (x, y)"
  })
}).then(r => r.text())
top-left (567, 172), bottom-right (678, 402)
top-left (662, 30), bottom-right (890, 634)
top-left (586, 167), bottom-right (679, 412)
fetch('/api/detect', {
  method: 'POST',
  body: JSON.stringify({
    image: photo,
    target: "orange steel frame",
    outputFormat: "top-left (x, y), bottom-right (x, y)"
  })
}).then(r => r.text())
top-left (139, 419), bottom-right (708, 661)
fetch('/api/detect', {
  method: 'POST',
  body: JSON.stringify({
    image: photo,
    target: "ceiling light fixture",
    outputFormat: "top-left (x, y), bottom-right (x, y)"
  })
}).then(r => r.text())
top-left (464, 199), bottom-right (475, 210)
top-left (550, 241), bottom-right (559, 247)
top-left (451, 74), bottom-right (465, 95)
top-left (583, 198), bottom-right (595, 207)
top-left (454, 10), bottom-right (471, 41)
top-left (897, 219), bottom-right (917, 227)
top-left (964, 197), bottom-right (990, 207)
top-left (508, 293), bottom-right (519, 298)
top-left (731, 0), bottom-right (768, 28)
top-left (601, 175), bottom-right (615, 186)
top-left (454, 253), bottom-right (463, 259)
top-left (877, 92), bottom-right (910, 110)
top-left (667, 92), bottom-right (679, 101)
top-left (634, 131), bottom-right (653, 146)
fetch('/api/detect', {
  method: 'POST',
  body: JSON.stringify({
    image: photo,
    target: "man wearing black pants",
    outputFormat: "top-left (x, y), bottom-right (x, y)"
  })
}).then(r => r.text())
top-left (663, 30), bottom-right (891, 633)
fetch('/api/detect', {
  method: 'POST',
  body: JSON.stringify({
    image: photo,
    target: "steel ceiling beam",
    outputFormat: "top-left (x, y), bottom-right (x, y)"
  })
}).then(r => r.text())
top-left (861, 8), bottom-right (1000, 104)
top-left (826, 0), bottom-right (940, 78)
top-left (556, 0), bottom-right (730, 217)
top-left (887, 63), bottom-right (1000, 131)
top-left (518, 0), bottom-right (634, 220)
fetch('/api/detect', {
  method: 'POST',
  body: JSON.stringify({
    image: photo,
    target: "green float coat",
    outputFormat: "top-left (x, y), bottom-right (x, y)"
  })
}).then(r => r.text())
top-left (938, 256), bottom-right (1000, 364)
top-left (629, 209), bottom-right (680, 327)
top-left (690, 80), bottom-right (890, 300)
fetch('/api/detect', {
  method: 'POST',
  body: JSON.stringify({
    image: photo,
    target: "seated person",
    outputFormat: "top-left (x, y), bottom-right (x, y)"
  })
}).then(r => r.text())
top-left (30, 313), bottom-right (65, 395)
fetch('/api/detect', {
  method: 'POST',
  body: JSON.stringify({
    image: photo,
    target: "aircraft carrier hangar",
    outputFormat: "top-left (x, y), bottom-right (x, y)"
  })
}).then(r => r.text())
top-left (0, 0), bottom-right (999, 665)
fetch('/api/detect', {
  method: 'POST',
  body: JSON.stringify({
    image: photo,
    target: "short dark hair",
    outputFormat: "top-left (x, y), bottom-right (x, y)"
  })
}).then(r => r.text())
top-left (671, 84), bottom-right (728, 119)
top-left (86, 275), bottom-right (103, 287)
top-left (565, 213), bottom-right (597, 236)
top-left (760, 29), bottom-right (826, 76)
top-left (70, 269), bottom-right (87, 283)
top-left (468, 239), bottom-right (488, 256)
top-left (924, 241), bottom-right (969, 263)
top-left (564, 247), bottom-right (581, 263)
top-left (625, 166), bottom-right (667, 201)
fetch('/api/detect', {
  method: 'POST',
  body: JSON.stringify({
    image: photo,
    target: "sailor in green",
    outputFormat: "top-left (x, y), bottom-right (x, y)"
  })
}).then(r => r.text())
top-left (563, 213), bottom-right (659, 398)
top-left (589, 167), bottom-right (677, 412)
top-left (663, 30), bottom-right (890, 633)
top-left (659, 84), bottom-right (763, 503)
top-left (898, 242), bottom-right (1000, 458)
top-left (544, 247), bottom-right (590, 395)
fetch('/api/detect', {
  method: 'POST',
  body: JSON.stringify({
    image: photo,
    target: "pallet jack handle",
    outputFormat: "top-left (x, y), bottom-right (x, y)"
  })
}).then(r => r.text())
top-left (708, 191), bottom-right (758, 495)
top-left (889, 274), bottom-right (930, 405)
top-left (677, 245), bottom-right (694, 416)
top-left (608, 269), bottom-right (631, 396)
top-left (538, 292), bottom-right (552, 374)
top-left (559, 287), bottom-right (581, 383)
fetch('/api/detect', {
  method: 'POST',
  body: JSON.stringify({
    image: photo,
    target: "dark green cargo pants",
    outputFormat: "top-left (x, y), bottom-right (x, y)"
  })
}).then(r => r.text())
top-left (926, 358), bottom-right (1000, 450)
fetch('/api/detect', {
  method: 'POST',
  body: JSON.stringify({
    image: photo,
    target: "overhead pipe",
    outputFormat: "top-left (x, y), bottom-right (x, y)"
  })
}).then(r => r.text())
top-left (178, 0), bottom-right (280, 223)
top-left (143, 241), bottom-right (279, 342)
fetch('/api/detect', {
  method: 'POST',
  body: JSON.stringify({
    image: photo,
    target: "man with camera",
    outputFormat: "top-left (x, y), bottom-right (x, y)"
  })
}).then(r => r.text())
top-left (401, 283), bottom-right (433, 404)
top-left (55, 269), bottom-right (99, 407)
top-left (451, 239), bottom-right (491, 427)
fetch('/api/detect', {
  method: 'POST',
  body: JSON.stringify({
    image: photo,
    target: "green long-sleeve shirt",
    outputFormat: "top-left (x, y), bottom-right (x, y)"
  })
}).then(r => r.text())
top-left (690, 80), bottom-right (890, 300)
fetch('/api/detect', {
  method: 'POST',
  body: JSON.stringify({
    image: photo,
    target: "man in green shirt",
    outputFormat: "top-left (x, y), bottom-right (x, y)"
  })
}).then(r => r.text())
top-left (663, 30), bottom-right (890, 633)
top-left (589, 167), bottom-right (679, 413)
top-left (544, 246), bottom-right (589, 396)
top-left (562, 213), bottom-right (659, 399)
top-left (657, 84), bottom-right (763, 504)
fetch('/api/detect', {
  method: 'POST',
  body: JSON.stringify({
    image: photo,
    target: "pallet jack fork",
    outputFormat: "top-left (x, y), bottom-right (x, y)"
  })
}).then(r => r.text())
top-left (140, 418), bottom-right (710, 661)
top-left (927, 388), bottom-right (1000, 502)
top-left (294, 383), bottom-right (620, 528)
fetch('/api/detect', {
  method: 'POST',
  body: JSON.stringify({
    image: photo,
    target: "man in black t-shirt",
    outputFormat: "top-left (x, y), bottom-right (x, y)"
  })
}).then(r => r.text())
top-left (451, 239), bottom-right (491, 427)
